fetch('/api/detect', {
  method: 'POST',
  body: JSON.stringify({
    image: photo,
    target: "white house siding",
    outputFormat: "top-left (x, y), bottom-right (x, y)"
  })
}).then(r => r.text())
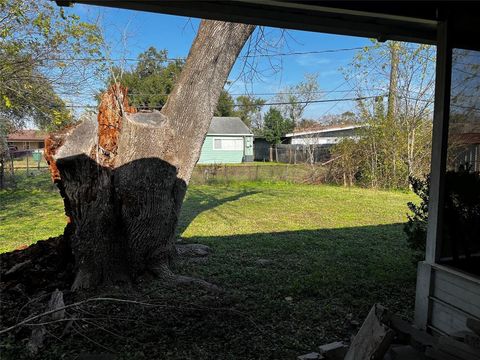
top-left (197, 136), bottom-right (246, 164)
top-left (290, 136), bottom-right (361, 145)
top-left (425, 264), bottom-right (480, 335)
top-left (286, 126), bottom-right (363, 145)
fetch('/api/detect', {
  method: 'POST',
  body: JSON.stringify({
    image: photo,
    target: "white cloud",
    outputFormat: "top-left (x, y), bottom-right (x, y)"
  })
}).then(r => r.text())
top-left (319, 70), bottom-right (338, 78)
top-left (295, 54), bottom-right (331, 67)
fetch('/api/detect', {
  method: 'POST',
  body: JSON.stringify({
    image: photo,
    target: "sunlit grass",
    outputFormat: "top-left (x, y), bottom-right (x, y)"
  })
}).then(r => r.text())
top-left (0, 171), bottom-right (65, 252)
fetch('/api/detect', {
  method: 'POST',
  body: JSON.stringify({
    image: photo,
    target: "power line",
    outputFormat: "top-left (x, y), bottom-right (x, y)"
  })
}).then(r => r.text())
top-left (315, 51), bottom-right (391, 117)
top-left (235, 95), bottom-right (386, 107)
top-left (64, 94), bottom-right (386, 109)
top-left (58, 88), bottom-right (380, 97)
top-left (242, 47), bottom-right (367, 58)
top-left (43, 46), bottom-right (370, 63)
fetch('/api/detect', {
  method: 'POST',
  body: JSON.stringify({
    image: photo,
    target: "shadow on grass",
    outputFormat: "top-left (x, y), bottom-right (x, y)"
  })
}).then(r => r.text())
top-left (179, 223), bottom-right (417, 313)
top-left (15, 224), bottom-right (416, 360)
top-left (177, 187), bottom-right (258, 234)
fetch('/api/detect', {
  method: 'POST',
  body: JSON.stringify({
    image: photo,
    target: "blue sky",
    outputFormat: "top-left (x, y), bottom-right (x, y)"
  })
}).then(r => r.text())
top-left (69, 4), bottom-right (375, 119)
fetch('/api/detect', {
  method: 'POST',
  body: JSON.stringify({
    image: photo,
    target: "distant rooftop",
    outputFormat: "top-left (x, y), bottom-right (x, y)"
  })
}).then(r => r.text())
top-left (286, 123), bottom-right (365, 137)
top-left (7, 130), bottom-right (47, 142)
top-left (208, 117), bottom-right (252, 135)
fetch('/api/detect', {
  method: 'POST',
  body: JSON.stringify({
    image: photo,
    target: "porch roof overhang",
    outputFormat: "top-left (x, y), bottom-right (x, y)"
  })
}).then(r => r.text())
top-left (56, 1), bottom-right (480, 51)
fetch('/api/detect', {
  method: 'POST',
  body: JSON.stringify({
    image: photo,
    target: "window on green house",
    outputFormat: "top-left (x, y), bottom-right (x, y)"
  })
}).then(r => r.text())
top-left (213, 138), bottom-right (243, 151)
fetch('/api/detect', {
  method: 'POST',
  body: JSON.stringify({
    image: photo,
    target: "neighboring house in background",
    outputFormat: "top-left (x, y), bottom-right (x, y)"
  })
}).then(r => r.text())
top-left (253, 124), bottom-right (365, 163)
top-left (7, 130), bottom-right (47, 151)
top-left (448, 122), bottom-right (480, 172)
top-left (285, 124), bottom-right (365, 145)
top-left (198, 117), bottom-right (253, 164)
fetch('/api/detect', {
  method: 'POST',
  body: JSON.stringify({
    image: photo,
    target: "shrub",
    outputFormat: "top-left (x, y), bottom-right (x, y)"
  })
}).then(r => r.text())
top-left (404, 175), bottom-right (429, 257)
top-left (404, 169), bottom-right (480, 264)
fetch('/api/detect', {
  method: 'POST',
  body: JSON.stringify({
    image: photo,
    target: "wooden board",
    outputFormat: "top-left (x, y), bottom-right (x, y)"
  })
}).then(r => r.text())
top-left (344, 304), bottom-right (394, 360)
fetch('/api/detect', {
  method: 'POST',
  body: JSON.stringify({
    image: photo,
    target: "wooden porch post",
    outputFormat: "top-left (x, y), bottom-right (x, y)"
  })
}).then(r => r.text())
top-left (414, 20), bottom-right (452, 330)
top-left (425, 20), bottom-right (452, 264)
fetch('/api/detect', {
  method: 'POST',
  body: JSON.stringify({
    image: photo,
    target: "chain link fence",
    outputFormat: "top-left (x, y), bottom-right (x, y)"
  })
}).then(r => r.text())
top-left (0, 149), bottom-right (49, 189)
top-left (1, 149), bottom-right (331, 189)
top-left (190, 163), bottom-right (327, 185)
top-left (272, 144), bottom-right (332, 164)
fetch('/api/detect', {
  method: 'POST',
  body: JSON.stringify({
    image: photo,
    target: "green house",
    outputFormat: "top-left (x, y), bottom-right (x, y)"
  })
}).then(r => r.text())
top-left (198, 117), bottom-right (254, 164)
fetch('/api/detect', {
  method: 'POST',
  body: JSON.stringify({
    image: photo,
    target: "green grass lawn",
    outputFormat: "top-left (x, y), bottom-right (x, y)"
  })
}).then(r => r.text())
top-left (0, 172), bottom-right (418, 359)
top-left (0, 172), bottom-right (66, 252)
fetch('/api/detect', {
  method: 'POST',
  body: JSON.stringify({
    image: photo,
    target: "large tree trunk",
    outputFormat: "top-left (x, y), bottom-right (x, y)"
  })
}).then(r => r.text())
top-left (45, 20), bottom-right (255, 290)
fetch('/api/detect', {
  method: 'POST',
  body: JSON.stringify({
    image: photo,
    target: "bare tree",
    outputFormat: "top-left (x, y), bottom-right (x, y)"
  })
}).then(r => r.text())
top-left (347, 41), bottom-right (435, 188)
top-left (273, 73), bottom-right (320, 127)
top-left (46, 20), bottom-right (255, 290)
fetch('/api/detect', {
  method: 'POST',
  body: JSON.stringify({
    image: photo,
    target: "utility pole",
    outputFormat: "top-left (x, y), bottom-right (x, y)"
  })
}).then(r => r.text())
top-left (387, 42), bottom-right (399, 121)
top-left (387, 42), bottom-right (400, 185)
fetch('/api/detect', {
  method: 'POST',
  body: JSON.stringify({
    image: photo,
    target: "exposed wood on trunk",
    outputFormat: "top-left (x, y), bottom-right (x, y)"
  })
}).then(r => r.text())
top-left (46, 20), bottom-right (255, 290)
top-left (96, 84), bottom-right (136, 167)
top-left (44, 127), bottom-right (72, 182)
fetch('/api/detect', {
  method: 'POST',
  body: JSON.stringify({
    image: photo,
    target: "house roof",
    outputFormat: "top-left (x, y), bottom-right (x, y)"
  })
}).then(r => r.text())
top-left (7, 130), bottom-right (47, 142)
top-left (449, 133), bottom-right (480, 145)
top-left (448, 122), bottom-right (480, 145)
top-left (208, 117), bottom-right (252, 136)
top-left (285, 124), bottom-right (365, 137)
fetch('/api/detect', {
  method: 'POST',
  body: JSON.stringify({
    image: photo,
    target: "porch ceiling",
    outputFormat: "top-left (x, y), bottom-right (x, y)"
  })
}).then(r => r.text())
top-left (57, 1), bottom-right (480, 50)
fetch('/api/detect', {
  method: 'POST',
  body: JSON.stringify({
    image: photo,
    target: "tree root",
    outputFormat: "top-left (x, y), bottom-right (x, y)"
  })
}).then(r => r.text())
top-left (176, 243), bottom-right (211, 258)
top-left (149, 263), bottom-right (221, 293)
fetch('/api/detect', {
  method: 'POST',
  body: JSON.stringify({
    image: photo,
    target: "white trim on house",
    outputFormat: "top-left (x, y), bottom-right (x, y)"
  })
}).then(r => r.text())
top-left (212, 137), bottom-right (244, 151)
top-left (290, 136), bottom-right (361, 145)
top-left (285, 125), bottom-right (364, 137)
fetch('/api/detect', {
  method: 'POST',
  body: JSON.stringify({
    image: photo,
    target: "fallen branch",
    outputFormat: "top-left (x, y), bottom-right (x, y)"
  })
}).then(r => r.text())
top-left (0, 297), bottom-right (169, 335)
top-left (1, 295), bottom-right (260, 336)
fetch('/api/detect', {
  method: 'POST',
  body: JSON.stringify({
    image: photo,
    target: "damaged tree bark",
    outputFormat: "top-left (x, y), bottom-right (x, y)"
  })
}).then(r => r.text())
top-left (45, 20), bottom-right (255, 289)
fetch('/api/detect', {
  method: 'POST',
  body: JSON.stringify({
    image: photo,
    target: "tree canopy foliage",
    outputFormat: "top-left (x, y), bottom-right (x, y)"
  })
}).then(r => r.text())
top-left (262, 107), bottom-right (293, 144)
top-left (104, 47), bottom-right (184, 110)
top-left (214, 90), bottom-right (266, 132)
top-left (214, 89), bottom-right (236, 117)
top-left (0, 0), bottom-right (103, 132)
top-left (235, 95), bottom-right (265, 130)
